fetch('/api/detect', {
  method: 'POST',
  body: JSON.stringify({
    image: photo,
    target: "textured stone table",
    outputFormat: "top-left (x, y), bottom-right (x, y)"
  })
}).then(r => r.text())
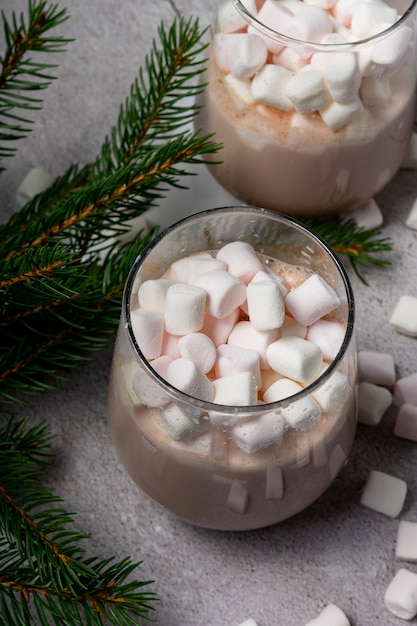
top-left (1, 1), bottom-right (417, 625)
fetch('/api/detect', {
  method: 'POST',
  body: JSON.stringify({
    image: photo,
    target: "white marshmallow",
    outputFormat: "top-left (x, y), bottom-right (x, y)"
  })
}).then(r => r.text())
top-left (357, 350), bottom-right (396, 387)
top-left (360, 469), bottom-right (407, 517)
top-left (178, 333), bottom-right (217, 374)
top-left (201, 308), bottom-right (240, 347)
top-left (389, 295), bottom-right (417, 337)
top-left (161, 402), bottom-right (209, 441)
top-left (350, 3), bottom-right (398, 39)
top-left (217, 0), bottom-right (257, 33)
top-left (187, 256), bottom-right (227, 284)
top-left (340, 197), bottom-right (383, 230)
top-left (267, 336), bottom-right (323, 382)
top-left (394, 404), bottom-right (417, 442)
top-left (247, 279), bottom-right (285, 330)
top-left (149, 354), bottom-right (173, 380)
top-left (224, 74), bottom-right (256, 110)
top-left (194, 269), bottom-right (246, 319)
top-left (273, 47), bottom-right (309, 72)
top-left (213, 33), bottom-right (246, 71)
top-left (166, 358), bottom-right (214, 402)
top-left (304, 603), bottom-right (350, 626)
top-left (332, 0), bottom-right (362, 27)
top-left (357, 381), bottom-right (392, 426)
top-left (138, 279), bottom-right (178, 314)
top-left (405, 197), bottom-right (417, 230)
top-left (384, 569), bottom-right (417, 620)
top-left (312, 370), bottom-right (348, 412)
top-left (227, 480), bottom-right (249, 514)
top-left (251, 64), bottom-right (294, 111)
top-left (231, 411), bottom-right (285, 454)
top-left (286, 69), bottom-right (330, 114)
top-left (324, 52), bottom-right (361, 104)
top-left (231, 34), bottom-right (268, 80)
top-left (283, 394), bottom-right (322, 430)
top-left (402, 132), bottom-right (417, 169)
top-left (263, 377), bottom-right (303, 403)
top-left (248, 0), bottom-right (292, 53)
top-left (130, 309), bottom-right (164, 360)
top-left (228, 320), bottom-right (280, 368)
top-left (164, 283), bottom-right (207, 335)
top-left (16, 167), bottom-right (55, 207)
top-left (250, 269), bottom-right (289, 297)
top-left (320, 96), bottom-right (364, 130)
top-left (395, 373), bottom-right (417, 405)
top-left (304, 0), bottom-right (336, 8)
top-left (215, 343), bottom-right (261, 386)
top-left (280, 315), bottom-right (307, 338)
top-left (216, 241), bottom-right (265, 282)
top-left (284, 273), bottom-right (341, 326)
top-left (396, 520), bottom-right (417, 561)
top-left (212, 371), bottom-right (258, 408)
top-left (360, 76), bottom-right (392, 109)
top-left (307, 319), bottom-right (346, 361)
top-left (131, 365), bottom-right (170, 409)
top-left (371, 25), bottom-right (413, 70)
top-left (237, 620), bottom-right (259, 626)
top-left (284, 5), bottom-right (333, 43)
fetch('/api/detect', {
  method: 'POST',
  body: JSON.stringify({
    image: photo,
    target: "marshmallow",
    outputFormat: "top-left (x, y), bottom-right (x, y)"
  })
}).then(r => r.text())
top-left (307, 319), bottom-right (346, 361)
top-left (280, 315), bottom-right (307, 339)
top-left (16, 167), bottom-right (55, 207)
top-left (384, 569), bottom-right (417, 620)
top-left (164, 283), bottom-right (207, 335)
top-left (395, 373), bottom-right (417, 405)
top-left (332, 0), bottom-right (362, 27)
top-left (357, 350), bottom-right (396, 387)
top-left (312, 370), bottom-right (348, 412)
top-left (224, 74), bottom-right (256, 110)
top-left (227, 479), bottom-right (249, 514)
top-left (228, 320), bottom-right (280, 368)
top-left (350, 3), bottom-right (398, 39)
top-left (267, 336), bottom-right (323, 382)
top-left (231, 411), bottom-right (285, 453)
top-left (357, 382), bottom-right (392, 425)
top-left (284, 5), bottom-right (333, 43)
top-left (201, 308), bottom-right (240, 347)
top-left (130, 309), bottom-right (164, 360)
top-left (138, 279), bottom-right (178, 314)
top-left (371, 25), bottom-right (413, 70)
top-left (396, 520), bottom-right (417, 561)
top-left (167, 252), bottom-right (211, 282)
top-left (215, 343), bottom-right (261, 386)
top-left (394, 404), bottom-right (417, 442)
top-left (161, 402), bottom-right (209, 441)
top-left (324, 52), bottom-right (361, 104)
top-left (273, 47), bottom-right (309, 72)
top-left (283, 394), bottom-right (322, 430)
top-left (187, 256), bottom-right (227, 283)
top-left (389, 295), bottom-right (417, 337)
top-left (212, 371), bottom-right (258, 408)
top-left (248, 0), bottom-right (292, 53)
top-left (263, 377), bottom-right (303, 403)
top-left (149, 354), bottom-right (173, 380)
top-left (178, 333), bottom-right (217, 374)
top-left (217, 0), bottom-right (257, 33)
top-left (251, 64), bottom-right (294, 111)
top-left (166, 358), bottom-right (214, 402)
top-left (250, 269), bottom-right (289, 297)
top-left (131, 365), bottom-right (170, 409)
top-left (304, 0), bottom-right (336, 8)
top-left (284, 274), bottom-right (341, 326)
top-left (320, 96), bottom-right (364, 130)
top-left (304, 603), bottom-right (350, 626)
top-left (247, 279), bottom-right (285, 330)
top-left (340, 197), bottom-right (383, 230)
top-left (194, 269), bottom-right (246, 319)
top-left (360, 469), bottom-right (407, 517)
top-left (286, 69), bottom-right (330, 114)
top-left (237, 620), bottom-right (258, 626)
top-left (231, 34), bottom-right (268, 80)
top-left (216, 241), bottom-right (265, 283)
top-left (161, 332), bottom-right (181, 359)
top-left (405, 197), bottom-right (417, 230)
top-left (402, 132), bottom-right (417, 169)
top-left (213, 33), bottom-right (246, 71)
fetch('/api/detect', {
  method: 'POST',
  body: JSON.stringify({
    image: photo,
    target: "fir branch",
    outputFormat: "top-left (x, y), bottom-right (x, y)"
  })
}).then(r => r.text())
top-left (0, 418), bottom-right (157, 625)
top-left (302, 216), bottom-right (393, 284)
top-left (0, 1), bottom-right (71, 170)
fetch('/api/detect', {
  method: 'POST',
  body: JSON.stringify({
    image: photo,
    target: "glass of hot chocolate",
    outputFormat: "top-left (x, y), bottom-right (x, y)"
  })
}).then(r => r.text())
top-left (195, 0), bottom-right (417, 215)
top-left (108, 207), bottom-right (357, 530)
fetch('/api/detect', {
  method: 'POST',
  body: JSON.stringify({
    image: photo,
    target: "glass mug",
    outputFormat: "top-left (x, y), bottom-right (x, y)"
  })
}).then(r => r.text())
top-left (195, 0), bottom-right (417, 216)
top-left (108, 207), bottom-right (357, 531)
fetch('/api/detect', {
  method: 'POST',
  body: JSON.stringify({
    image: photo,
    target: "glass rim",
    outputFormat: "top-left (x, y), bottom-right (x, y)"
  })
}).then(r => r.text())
top-left (123, 206), bottom-right (355, 417)
top-left (231, 0), bottom-right (417, 52)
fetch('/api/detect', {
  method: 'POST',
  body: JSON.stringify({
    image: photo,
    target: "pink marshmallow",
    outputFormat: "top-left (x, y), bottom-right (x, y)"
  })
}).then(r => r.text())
top-left (149, 354), bottom-right (174, 380)
top-left (178, 333), bottom-right (217, 374)
top-left (194, 269), bottom-right (246, 319)
top-left (137, 279), bottom-right (178, 314)
top-left (161, 332), bottom-right (181, 359)
top-left (384, 568), bottom-right (417, 620)
top-left (357, 350), bottom-right (396, 387)
top-left (187, 256), bottom-right (227, 283)
top-left (250, 269), bottom-right (289, 297)
top-left (284, 273), bottom-right (341, 326)
top-left (228, 320), bottom-right (280, 368)
top-left (307, 319), bottom-right (346, 361)
top-left (231, 34), bottom-right (268, 80)
top-left (280, 315), bottom-right (307, 339)
top-left (213, 33), bottom-right (245, 72)
top-left (212, 371), bottom-right (258, 408)
top-left (166, 357), bottom-right (214, 402)
top-left (216, 241), bottom-right (265, 283)
top-left (248, 0), bottom-right (292, 53)
top-left (130, 309), bottom-right (164, 360)
top-left (201, 309), bottom-right (240, 347)
top-left (394, 373), bottom-right (417, 405)
top-left (371, 24), bottom-right (413, 70)
top-left (215, 343), bottom-right (261, 386)
top-left (284, 5), bottom-right (333, 44)
top-left (394, 404), bottom-right (417, 442)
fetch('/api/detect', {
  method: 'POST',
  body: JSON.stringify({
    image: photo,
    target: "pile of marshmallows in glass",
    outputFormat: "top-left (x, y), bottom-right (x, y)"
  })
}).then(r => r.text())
top-left (214, 0), bottom-right (412, 129)
top-left (132, 240), bottom-right (346, 443)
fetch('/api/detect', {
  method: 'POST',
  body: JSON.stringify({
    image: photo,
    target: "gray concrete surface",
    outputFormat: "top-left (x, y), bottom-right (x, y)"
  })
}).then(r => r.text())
top-left (1, 1), bottom-right (417, 624)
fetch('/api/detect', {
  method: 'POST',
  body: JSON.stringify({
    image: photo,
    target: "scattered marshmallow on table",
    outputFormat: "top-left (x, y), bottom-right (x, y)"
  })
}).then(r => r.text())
top-left (164, 283), bottom-right (207, 335)
top-left (357, 381), bottom-right (392, 426)
top-left (340, 197), bottom-right (383, 230)
top-left (357, 350), bottom-right (396, 387)
top-left (384, 568), bottom-right (417, 620)
top-left (405, 197), bottom-right (417, 231)
top-left (236, 620), bottom-right (258, 626)
top-left (394, 404), bottom-right (417, 443)
top-left (284, 274), bottom-right (340, 326)
top-left (402, 132), bottom-right (417, 169)
top-left (389, 295), bottom-right (417, 337)
top-left (396, 520), bottom-right (417, 562)
top-left (304, 603), bottom-right (350, 626)
top-left (394, 373), bottom-right (417, 406)
top-left (16, 167), bottom-right (55, 207)
top-left (360, 469), bottom-right (407, 518)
